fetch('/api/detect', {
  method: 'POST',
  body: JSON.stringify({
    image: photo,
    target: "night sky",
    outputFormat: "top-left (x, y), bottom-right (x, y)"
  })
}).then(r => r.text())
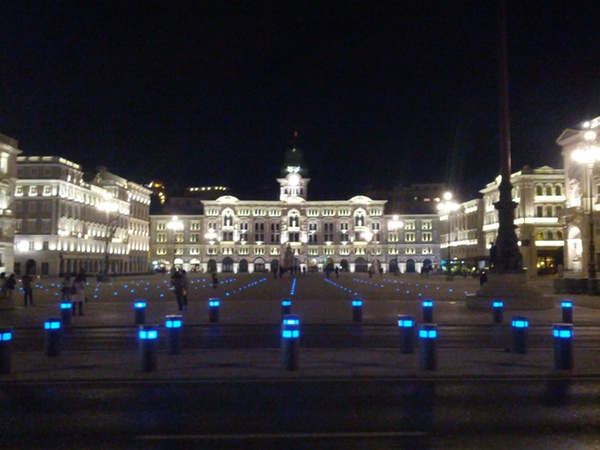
top-left (2, 1), bottom-right (600, 202)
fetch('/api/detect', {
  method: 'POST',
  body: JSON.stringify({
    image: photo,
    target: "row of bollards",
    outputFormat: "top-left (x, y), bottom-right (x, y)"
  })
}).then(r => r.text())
top-left (134, 299), bottom-right (221, 325)
top-left (493, 300), bottom-right (574, 325)
top-left (0, 327), bottom-right (13, 374)
top-left (0, 297), bottom-right (577, 375)
top-left (395, 299), bottom-right (576, 371)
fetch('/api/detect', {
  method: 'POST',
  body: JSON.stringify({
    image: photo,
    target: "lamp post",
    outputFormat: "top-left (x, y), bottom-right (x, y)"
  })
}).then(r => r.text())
top-left (97, 195), bottom-right (120, 282)
top-left (437, 192), bottom-right (458, 280)
top-left (361, 230), bottom-right (374, 274)
top-left (572, 132), bottom-right (600, 292)
top-left (388, 215), bottom-right (403, 275)
top-left (167, 216), bottom-right (184, 272)
top-left (204, 227), bottom-right (218, 274)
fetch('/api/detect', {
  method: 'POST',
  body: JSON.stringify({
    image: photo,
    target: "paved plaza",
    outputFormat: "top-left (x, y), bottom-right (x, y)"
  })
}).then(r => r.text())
top-left (1, 272), bottom-right (600, 382)
top-left (0, 271), bottom-right (590, 327)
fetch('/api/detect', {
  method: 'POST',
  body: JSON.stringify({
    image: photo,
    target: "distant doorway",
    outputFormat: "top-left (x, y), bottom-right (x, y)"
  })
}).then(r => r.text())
top-left (355, 257), bottom-right (368, 273)
top-left (222, 257), bottom-right (234, 273)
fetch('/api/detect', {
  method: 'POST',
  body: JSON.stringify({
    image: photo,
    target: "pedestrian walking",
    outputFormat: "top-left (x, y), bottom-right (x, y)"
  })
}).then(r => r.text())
top-left (4, 273), bottom-right (16, 301)
top-left (211, 271), bottom-right (219, 288)
top-left (0, 272), bottom-right (5, 298)
top-left (171, 271), bottom-right (185, 311)
top-left (180, 269), bottom-right (189, 309)
top-left (72, 273), bottom-right (86, 316)
top-left (60, 275), bottom-right (71, 301)
top-left (22, 274), bottom-right (34, 306)
top-left (479, 270), bottom-right (488, 287)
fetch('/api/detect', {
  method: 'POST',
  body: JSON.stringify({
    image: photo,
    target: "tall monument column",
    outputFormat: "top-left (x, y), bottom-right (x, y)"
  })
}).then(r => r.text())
top-left (493, 0), bottom-right (521, 273)
top-left (468, 1), bottom-right (552, 310)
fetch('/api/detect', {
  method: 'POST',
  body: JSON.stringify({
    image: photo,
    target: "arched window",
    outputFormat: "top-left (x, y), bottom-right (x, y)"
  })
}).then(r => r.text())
top-left (355, 212), bottom-right (365, 227)
top-left (555, 185), bottom-right (562, 196)
top-left (545, 185), bottom-right (553, 196)
top-left (536, 185), bottom-right (543, 196)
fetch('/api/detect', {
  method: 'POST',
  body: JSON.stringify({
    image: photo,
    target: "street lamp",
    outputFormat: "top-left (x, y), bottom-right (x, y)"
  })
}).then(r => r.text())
top-left (204, 227), bottom-right (219, 273)
top-left (572, 132), bottom-right (600, 292)
top-left (167, 216), bottom-right (184, 272)
top-left (361, 230), bottom-right (374, 274)
top-left (437, 192), bottom-right (459, 280)
top-left (97, 195), bottom-right (120, 282)
top-left (388, 215), bottom-right (403, 275)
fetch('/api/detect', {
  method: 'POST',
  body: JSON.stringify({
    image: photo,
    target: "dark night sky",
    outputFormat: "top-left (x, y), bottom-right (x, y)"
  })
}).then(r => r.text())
top-left (1, 1), bottom-right (600, 202)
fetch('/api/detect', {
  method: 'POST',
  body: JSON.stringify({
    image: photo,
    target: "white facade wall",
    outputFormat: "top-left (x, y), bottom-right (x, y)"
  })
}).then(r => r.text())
top-left (0, 135), bottom-right (21, 273)
top-left (14, 157), bottom-right (151, 277)
top-left (149, 195), bottom-right (440, 274)
top-left (478, 166), bottom-right (565, 275)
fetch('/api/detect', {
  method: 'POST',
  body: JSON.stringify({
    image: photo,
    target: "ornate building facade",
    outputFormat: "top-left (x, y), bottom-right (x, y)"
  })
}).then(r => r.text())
top-left (557, 117), bottom-right (600, 276)
top-left (0, 134), bottom-right (21, 273)
top-left (149, 147), bottom-right (440, 274)
top-left (13, 157), bottom-right (151, 276)
top-left (479, 166), bottom-right (565, 275)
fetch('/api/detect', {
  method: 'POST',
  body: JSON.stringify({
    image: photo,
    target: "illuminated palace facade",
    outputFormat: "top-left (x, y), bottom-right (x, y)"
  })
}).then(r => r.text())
top-left (13, 157), bottom-right (152, 277)
top-left (0, 135), bottom-right (22, 274)
top-left (149, 149), bottom-right (440, 274)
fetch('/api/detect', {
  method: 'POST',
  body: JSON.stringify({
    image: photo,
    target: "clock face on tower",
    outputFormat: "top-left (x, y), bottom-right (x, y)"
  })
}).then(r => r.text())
top-left (287, 173), bottom-right (301, 187)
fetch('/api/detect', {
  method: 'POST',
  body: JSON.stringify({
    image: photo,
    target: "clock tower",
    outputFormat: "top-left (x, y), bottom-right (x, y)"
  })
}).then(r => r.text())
top-left (277, 136), bottom-right (310, 202)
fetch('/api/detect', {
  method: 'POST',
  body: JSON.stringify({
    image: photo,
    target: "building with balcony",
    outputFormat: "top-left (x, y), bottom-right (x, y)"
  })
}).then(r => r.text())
top-left (557, 117), bottom-right (600, 277)
top-left (465, 165), bottom-right (565, 275)
top-left (149, 146), bottom-right (440, 274)
top-left (13, 157), bottom-right (151, 276)
top-left (0, 134), bottom-right (22, 273)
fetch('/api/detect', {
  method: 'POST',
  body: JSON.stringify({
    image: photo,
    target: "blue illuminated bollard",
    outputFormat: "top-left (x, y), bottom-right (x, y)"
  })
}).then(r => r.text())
top-left (0, 327), bottom-right (12, 374)
top-left (281, 315), bottom-right (300, 370)
top-left (422, 300), bottom-right (434, 323)
top-left (60, 302), bottom-right (72, 326)
top-left (562, 301), bottom-right (573, 324)
top-left (281, 299), bottom-right (292, 319)
top-left (511, 316), bottom-right (529, 354)
top-left (553, 324), bottom-right (574, 370)
top-left (398, 315), bottom-right (415, 354)
top-left (352, 299), bottom-right (363, 323)
top-left (138, 325), bottom-right (159, 372)
top-left (492, 301), bottom-right (504, 324)
top-left (44, 318), bottom-right (62, 357)
top-left (209, 298), bottom-right (220, 323)
top-left (165, 315), bottom-right (183, 355)
top-left (418, 324), bottom-right (438, 370)
top-left (134, 301), bottom-right (146, 325)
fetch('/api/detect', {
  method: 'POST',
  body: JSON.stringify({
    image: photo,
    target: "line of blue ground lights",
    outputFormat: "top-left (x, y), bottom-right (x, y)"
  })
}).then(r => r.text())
top-left (223, 277), bottom-right (268, 297)
top-left (351, 277), bottom-right (468, 296)
top-left (44, 277), bottom-right (247, 300)
top-left (42, 279), bottom-right (163, 300)
top-left (289, 277), bottom-right (297, 297)
top-left (324, 278), bottom-right (359, 296)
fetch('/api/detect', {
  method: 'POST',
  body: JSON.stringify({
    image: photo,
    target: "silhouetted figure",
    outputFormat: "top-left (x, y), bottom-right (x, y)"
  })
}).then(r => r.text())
top-left (479, 270), bottom-right (488, 287)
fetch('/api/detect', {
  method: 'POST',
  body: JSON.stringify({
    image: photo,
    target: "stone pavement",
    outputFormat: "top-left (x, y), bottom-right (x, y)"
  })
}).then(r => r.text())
top-left (0, 273), bottom-right (599, 382)
top-left (3, 345), bottom-right (600, 383)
